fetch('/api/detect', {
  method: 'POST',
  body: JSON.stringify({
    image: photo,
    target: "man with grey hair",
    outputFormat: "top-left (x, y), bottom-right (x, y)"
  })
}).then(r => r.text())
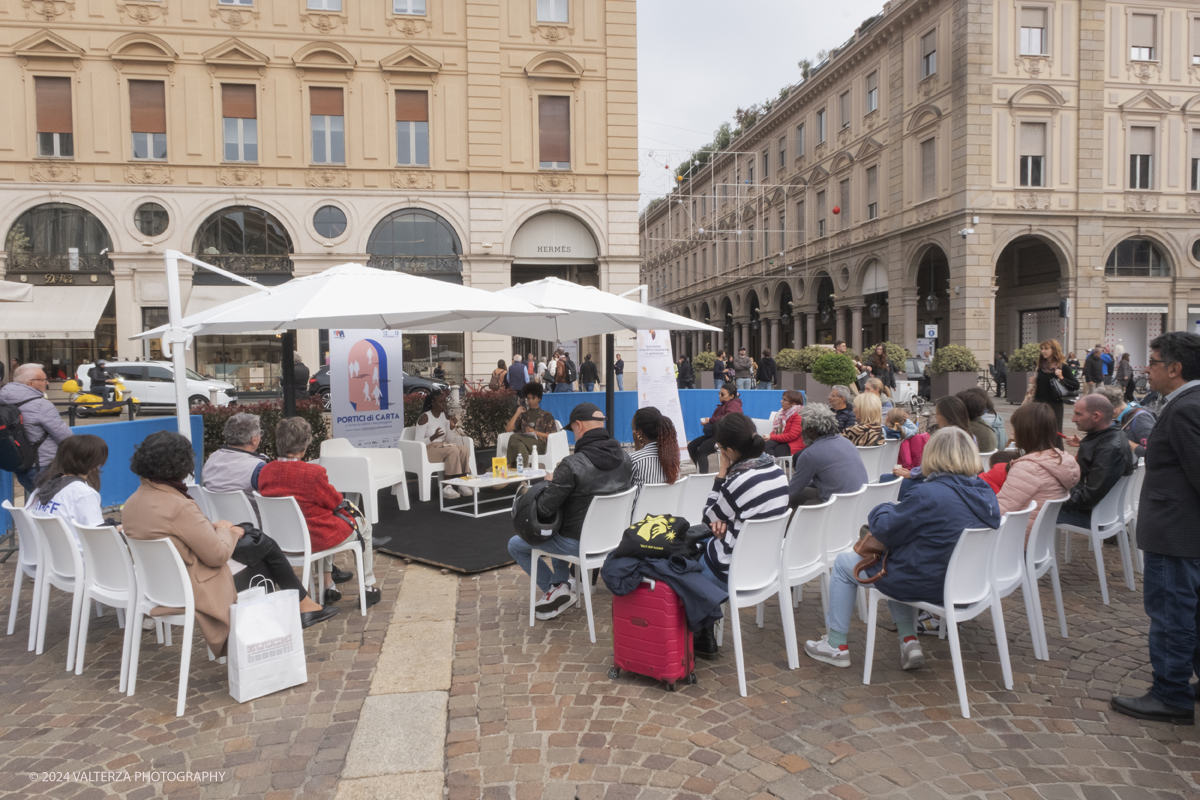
top-left (292, 351), bottom-right (310, 397)
top-left (827, 385), bottom-right (856, 431)
top-left (788, 404), bottom-right (869, 506)
top-left (1058, 392), bottom-right (1135, 528)
top-left (0, 363), bottom-right (73, 493)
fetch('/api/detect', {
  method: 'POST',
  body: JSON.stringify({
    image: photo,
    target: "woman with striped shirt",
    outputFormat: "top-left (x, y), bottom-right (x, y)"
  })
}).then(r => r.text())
top-left (694, 413), bottom-right (791, 658)
top-left (628, 406), bottom-right (680, 486)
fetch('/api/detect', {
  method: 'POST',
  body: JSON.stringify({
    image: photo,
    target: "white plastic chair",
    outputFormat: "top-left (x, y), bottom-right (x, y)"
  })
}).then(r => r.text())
top-left (1058, 474), bottom-right (1134, 605)
top-left (714, 512), bottom-right (792, 696)
top-left (186, 485), bottom-right (212, 521)
top-left (990, 502), bottom-right (1039, 657)
top-left (978, 450), bottom-right (997, 471)
top-left (497, 420), bottom-right (566, 472)
top-left (75, 524), bottom-right (140, 689)
top-left (1124, 459), bottom-right (1146, 573)
top-left (856, 479), bottom-right (903, 531)
top-left (397, 428), bottom-right (478, 503)
top-left (631, 482), bottom-right (685, 522)
top-left (822, 486), bottom-right (868, 585)
top-left (319, 438), bottom-right (411, 522)
top-left (3, 500), bottom-right (43, 651)
top-left (751, 418), bottom-right (774, 437)
top-left (678, 472), bottom-right (718, 525)
top-left (124, 536), bottom-right (203, 717)
top-left (863, 525), bottom-right (1010, 719)
top-left (1025, 497), bottom-right (1070, 661)
top-left (200, 487), bottom-right (259, 528)
top-left (254, 493), bottom-right (368, 615)
top-left (780, 500), bottom-right (834, 669)
top-left (855, 446), bottom-right (888, 483)
top-left (879, 439), bottom-right (902, 473)
top-left (528, 486), bottom-right (637, 643)
top-left (28, 514), bottom-right (85, 669)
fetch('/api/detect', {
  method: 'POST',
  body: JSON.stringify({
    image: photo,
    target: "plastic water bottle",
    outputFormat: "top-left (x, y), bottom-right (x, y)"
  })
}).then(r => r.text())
top-left (516, 454), bottom-right (524, 475)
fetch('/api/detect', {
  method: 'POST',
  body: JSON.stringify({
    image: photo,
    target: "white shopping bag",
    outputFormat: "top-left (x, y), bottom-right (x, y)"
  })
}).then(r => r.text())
top-left (227, 585), bottom-right (307, 703)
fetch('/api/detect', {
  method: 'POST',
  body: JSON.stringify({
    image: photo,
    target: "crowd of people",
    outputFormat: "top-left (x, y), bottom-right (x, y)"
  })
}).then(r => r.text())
top-left (484, 349), bottom-right (621, 394)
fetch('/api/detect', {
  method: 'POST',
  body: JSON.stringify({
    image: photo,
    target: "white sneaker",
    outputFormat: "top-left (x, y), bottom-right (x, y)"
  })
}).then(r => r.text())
top-left (804, 635), bottom-right (850, 668)
top-left (141, 617), bottom-right (156, 632)
top-left (534, 582), bottom-right (577, 620)
top-left (457, 485), bottom-right (474, 497)
top-left (442, 485), bottom-right (460, 500)
top-left (900, 638), bottom-right (925, 671)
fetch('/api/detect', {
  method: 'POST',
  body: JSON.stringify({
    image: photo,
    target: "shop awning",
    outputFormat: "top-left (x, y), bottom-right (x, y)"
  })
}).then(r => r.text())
top-left (0, 285), bottom-right (112, 340)
top-left (0, 281), bottom-right (33, 302)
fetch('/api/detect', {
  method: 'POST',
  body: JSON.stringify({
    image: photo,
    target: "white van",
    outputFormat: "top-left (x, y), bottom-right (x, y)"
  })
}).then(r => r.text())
top-left (75, 362), bottom-right (237, 410)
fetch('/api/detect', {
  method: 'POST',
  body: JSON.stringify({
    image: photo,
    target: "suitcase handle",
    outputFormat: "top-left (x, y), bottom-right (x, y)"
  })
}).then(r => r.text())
top-left (631, 617), bottom-right (648, 627)
top-left (639, 577), bottom-right (657, 591)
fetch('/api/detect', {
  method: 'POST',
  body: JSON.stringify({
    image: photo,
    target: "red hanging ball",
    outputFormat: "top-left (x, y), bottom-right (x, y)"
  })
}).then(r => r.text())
top-left (832, 206), bottom-right (841, 215)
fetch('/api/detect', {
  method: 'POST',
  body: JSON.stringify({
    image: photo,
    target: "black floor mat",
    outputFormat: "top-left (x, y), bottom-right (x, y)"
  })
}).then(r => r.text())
top-left (371, 486), bottom-right (517, 574)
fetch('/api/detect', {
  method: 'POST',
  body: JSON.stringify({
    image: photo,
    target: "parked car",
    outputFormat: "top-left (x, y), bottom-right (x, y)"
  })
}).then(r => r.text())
top-left (308, 364), bottom-right (448, 411)
top-left (75, 362), bottom-right (238, 410)
top-left (900, 357), bottom-right (931, 400)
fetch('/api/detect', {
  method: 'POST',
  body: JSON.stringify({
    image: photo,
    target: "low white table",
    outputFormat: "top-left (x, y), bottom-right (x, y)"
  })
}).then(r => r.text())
top-left (438, 471), bottom-right (549, 518)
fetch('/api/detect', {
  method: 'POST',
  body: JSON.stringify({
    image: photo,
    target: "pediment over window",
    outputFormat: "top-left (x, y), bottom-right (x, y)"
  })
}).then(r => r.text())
top-left (766, 187), bottom-right (785, 206)
top-left (1182, 94), bottom-right (1200, 115)
top-left (906, 103), bottom-right (943, 132)
top-left (380, 46), bottom-right (441, 78)
top-left (524, 51), bottom-right (584, 80)
top-left (830, 151), bottom-right (854, 172)
top-left (741, 205), bottom-right (757, 222)
top-left (203, 39), bottom-right (269, 70)
top-left (12, 30), bottom-right (84, 62)
top-left (292, 42), bottom-right (357, 74)
top-left (109, 34), bottom-right (177, 68)
top-left (854, 137), bottom-right (884, 160)
top-left (1119, 89), bottom-right (1173, 113)
top-left (806, 165), bottom-right (829, 185)
top-left (1008, 85), bottom-right (1066, 109)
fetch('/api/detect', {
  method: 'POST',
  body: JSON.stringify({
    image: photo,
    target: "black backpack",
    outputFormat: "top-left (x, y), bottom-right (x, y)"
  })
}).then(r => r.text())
top-left (564, 359), bottom-right (578, 384)
top-left (0, 398), bottom-right (44, 473)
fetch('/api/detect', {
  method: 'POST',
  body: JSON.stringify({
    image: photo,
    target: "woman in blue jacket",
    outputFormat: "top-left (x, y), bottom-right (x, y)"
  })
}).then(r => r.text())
top-left (804, 426), bottom-right (1002, 671)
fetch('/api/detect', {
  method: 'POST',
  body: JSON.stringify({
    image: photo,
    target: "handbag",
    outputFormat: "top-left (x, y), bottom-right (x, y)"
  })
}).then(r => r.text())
top-left (612, 514), bottom-right (695, 560)
top-left (852, 525), bottom-right (889, 584)
top-left (1049, 376), bottom-right (1069, 400)
top-left (231, 523), bottom-right (274, 568)
top-left (227, 582), bottom-right (307, 702)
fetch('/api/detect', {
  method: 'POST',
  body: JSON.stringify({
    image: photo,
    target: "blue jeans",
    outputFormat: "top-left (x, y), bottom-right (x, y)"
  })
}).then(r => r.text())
top-left (14, 466), bottom-right (39, 495)
top-left (737, 378), bottom-right (753, 392)
top-left (615, 375), bottom-right (624, 391)
top-left (554, 384), bottom-right (572, 393)
top-left (508, 533), bottom-right (579, 593)
top-left (584, 383), bottom-right (595, 392)
top-left (713, 379), bottom-right (725, 391)
top-left (756, 381), bottom-right (772, 390)
top-left (1143, 552), bottom-right (1200, 709)
top-left (1057, 506), bottom-right (1092, 529)
top-left (827, 551), bottom-right (917, 643)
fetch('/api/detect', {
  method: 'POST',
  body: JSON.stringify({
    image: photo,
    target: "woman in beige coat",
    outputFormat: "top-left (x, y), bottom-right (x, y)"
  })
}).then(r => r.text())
top-left (998, 402), bottom-right (1080, 543)
top-left (123, 431), bottom-right (240, 657)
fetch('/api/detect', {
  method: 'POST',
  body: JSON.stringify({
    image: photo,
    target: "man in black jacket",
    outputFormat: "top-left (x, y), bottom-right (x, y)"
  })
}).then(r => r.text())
top-left (1082, 345), bottom-right (1105, 394)
top-left (1111, 332), bottom-right (1200, 724)
top-left (712, 352), bottom-right (727, 390)
top-left (1058, 393), bottom-right (1135, 529)
top-left (507, 403), bottom-right (633, 620)
top-left (578, 353), bottom-right (599, 392)
top-left (827, 385), bottom-right (856, 431)
top-left (756, 349), bottom-right (777, 390)
top-left (677, 355), bottom-right (695, 389)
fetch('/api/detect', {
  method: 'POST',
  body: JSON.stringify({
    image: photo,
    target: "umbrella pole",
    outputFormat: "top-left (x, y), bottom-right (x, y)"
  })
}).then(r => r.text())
top-left (282, 331), bottom-right (296, 418)
top-left (164, 252), bottom-right (192, 440)
top-left (605, 333), bottom-right (615, 436)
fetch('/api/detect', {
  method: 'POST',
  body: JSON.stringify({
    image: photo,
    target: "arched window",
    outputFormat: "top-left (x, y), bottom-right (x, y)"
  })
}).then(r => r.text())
top-left (1105, 238), bottom-right (1169, 277)
top-left (5, 203), bottom-right (113, 274)
top-left (192, 206), bottom-right (293, 275)
top-left (367, 208), bottom-right (462, 283)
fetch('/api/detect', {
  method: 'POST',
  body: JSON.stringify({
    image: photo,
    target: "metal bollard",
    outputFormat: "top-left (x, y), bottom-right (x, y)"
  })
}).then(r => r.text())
top-left (67, 403), bottom-right (76, 427)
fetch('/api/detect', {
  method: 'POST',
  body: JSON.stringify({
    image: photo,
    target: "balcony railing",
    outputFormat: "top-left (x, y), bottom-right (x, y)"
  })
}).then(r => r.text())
top-left (6, 252), bottom-right (112, 273)
top-left (367, 256), bottom-right (463, 277)
top-left (195, 254), bottom-right (293, 274)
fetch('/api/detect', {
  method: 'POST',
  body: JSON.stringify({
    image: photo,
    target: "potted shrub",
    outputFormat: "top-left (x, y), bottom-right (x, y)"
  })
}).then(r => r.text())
top-left (458, 388), bottom-right (517, 472)
top-left (692, 351), bottom-right (717, 389)
top-left (776, 345), bottom-right (828, 395)
top-left (926, 344), bottom-right (980, 399)
top-left (810, 352), bottom-right (859, 396)
top-left (1005, 342), bottom-right (1040, 405)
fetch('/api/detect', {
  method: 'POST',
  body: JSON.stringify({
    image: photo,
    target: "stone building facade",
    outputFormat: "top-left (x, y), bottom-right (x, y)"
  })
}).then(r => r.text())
top-left (0, 0), bottom-right (639, 393)
top-left (640, 0), bottom-right (1200, 374)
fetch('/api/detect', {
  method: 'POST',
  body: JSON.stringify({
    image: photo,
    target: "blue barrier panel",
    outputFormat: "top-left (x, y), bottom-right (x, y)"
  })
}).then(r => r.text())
top-left (538, 390), bottom-right (798, 446)
top-left (1, 416), bottom-right (203, 523)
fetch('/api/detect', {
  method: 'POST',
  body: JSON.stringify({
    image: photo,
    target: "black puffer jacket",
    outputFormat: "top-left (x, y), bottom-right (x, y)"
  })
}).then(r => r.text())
top-left (1065, 424), bottom-right (1135, 514)
top-left (535, 427), bottom-right (634, 540)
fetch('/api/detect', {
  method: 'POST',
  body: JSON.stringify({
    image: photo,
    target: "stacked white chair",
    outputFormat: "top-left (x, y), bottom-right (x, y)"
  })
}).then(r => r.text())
top-left (820, 486), bottom-right (867, 606)
top-left (990, 502), bottom-right (1039, 656)
top-left (1058, 474), bottom-right (1134, 605)
top-left (29, 514), bottom-right (85, 668)
top-left (856, 479), bottom-right (903, 531)
top-left (863, 525), bottom-right (1010, 719)
top-left (978, 451), bottom-right (997, 471)
top-left (879, 438), bottom-right (902, 473)
top-left (3, 500), bottom-right (43, 651)
top-left (714, 512), bottom-right (792, 696)
top-left (1124, 458), bottom-right (1146, 573)
top-left (779, 500), bottom-right (834, 669)
top-left (254, 493), bottom-right (368, 615)
top-left (855, 446), bottom-right (888, 483)
top-left (1024, 497), bottom-right (1071, 661)
top-left (631, 482), bottom-right (685, 522)
top-left (186, 485), bottom-right (211, 520)
top-left (319, 438), bottom-right (411, 522)
top-left (528, 486), bottom-right (637, 643)
top-left (200, 487), bottom-right (259, 528)
top-left (678, 473), bottom-right (717, 525)
top-left (397, 427), bottom-right (478, 503)
top-left (74, 524), bottom-right (140, 689)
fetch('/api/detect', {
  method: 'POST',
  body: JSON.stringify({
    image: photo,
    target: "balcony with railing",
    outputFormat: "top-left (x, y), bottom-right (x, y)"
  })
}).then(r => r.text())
top-left (367, 255), bottom-right (463, 280)
top-left (195, 254), bottom-right (293, 274)
top-left (6, 251), bottom-right (113, 274)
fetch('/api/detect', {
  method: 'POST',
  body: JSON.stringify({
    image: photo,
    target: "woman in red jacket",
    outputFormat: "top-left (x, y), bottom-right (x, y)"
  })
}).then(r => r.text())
top-left (764, 390), bottom-right (805, 461)
top-left (257, 417), bottom-right (381, 608)
top-left (686, 384), bottom-right (743, 473)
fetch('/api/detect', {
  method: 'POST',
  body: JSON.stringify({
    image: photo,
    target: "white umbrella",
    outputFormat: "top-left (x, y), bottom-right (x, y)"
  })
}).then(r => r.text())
top-left (136, 263), bottom-right (564, 338)
top-left (0, 282), bottom-right (33, 302)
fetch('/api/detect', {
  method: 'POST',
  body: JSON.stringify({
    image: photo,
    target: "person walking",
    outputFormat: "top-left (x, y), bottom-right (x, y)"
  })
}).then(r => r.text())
top-left (676, 355), bottom-right (695, 389)
top-left (1115, 352), bottom-right (1135, 402)
top-left (732, 348), bottom-right (754, 392)
top-left (1082, 345), bottom-right (1105, 395)
top-left (1111, 332), bottom-right (1200, 724)
top-left (553, 351), bottom-right (572, 393)
top-left (994, 351), bottom-right (1008, 398)
top-left (756, 349), bottom-right (776, 390)
top-left (0, 363), bottom-right (73, 493)
top-left (1029, 339), bottom-right (1078, 443)
top-left (712, 351), bottom-right (727, 391)
top-left (613, 354), bottom-right (624, 391)
top-left (507, 354), bottom-right (528, 393)
top-left (579, 354), bottom-right (599, 392)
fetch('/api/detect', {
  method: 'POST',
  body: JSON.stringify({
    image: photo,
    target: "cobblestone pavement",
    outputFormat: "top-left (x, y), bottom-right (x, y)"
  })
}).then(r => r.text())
top-left (450, 551), bottom-right (1200, 800)
top-left (0, 553), bottom-right (407, 800)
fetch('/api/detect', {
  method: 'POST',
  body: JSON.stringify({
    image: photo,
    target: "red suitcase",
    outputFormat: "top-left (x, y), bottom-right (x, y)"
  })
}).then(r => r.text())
top-left (609, 577), bottom-right (696, 691)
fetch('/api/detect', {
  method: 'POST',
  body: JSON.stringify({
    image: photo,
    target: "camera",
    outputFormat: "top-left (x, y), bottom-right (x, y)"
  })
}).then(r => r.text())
top-left (959, 228), bottom-right (975, 239)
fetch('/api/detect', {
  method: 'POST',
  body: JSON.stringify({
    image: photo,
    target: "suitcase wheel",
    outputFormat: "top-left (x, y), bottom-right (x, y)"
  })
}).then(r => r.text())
top-left (686, 673), bottom-right (698, 685)
top-left (607, 667), bottom-right (621, 679)
top-left (666, 682), bottom-right (676, 692)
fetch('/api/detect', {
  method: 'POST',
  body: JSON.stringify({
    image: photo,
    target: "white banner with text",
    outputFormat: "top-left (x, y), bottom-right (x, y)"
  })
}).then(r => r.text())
top-left (636, 329), bottom-right (689, 462)
top-left (329, 329), bottom-right (406, 448)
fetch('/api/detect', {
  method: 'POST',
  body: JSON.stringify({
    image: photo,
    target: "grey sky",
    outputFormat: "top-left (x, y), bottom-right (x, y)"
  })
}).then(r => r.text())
top-left (637, 0), bottom-right (885, 206)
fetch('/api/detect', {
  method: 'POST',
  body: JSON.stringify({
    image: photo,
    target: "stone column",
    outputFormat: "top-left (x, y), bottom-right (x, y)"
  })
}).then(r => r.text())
top-left (900, 287), bottom-right (919, 351)
top-left (770, 318), bottom-right (780, 356)
top-left (793, 315), bottom-right (802, 350)
top-left (804, 307), bottom-right (818, 346)
top-left (716, 331), bottom-right (724, 354)
top-left (692, 331), bottom-right (700, 357)
top-left (835, 307), bottom-right (847, 344)
top-left (850, 305), bottom-right (864, 354)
